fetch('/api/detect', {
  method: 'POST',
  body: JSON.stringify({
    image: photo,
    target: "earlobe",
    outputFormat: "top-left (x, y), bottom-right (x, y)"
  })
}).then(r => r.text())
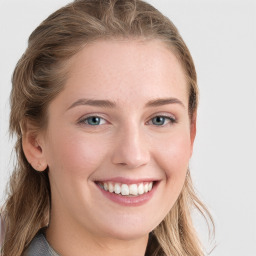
top-left (22, 130), bottom-right (48, 172)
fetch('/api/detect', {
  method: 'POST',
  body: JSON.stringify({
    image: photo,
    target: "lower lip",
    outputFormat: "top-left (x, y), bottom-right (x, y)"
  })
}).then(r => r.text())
top-left (96, 182), bottom-right (158, 207)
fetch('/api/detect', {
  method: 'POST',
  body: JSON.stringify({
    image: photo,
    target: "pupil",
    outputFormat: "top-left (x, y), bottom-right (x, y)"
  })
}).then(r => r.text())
top-left (154, 116), bottom-right (165, 125)
top-left (89, 117), bottom-right (100, 125)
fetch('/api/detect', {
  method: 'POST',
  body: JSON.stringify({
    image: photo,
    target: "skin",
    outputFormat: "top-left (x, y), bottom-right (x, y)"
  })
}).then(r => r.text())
top-left (23, 39), bottom-right (196, 256)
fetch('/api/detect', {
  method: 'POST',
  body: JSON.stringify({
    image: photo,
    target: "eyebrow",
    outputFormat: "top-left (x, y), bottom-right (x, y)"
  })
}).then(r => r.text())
top-left (67, 97), bottom-right (184, 110)
top-left (67, 99), bottom-right (116, 110)
top-left (145, 98), bottom-right (185, 108)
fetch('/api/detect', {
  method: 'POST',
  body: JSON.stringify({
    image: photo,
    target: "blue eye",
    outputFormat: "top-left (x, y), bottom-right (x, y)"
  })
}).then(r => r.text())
top-left (150, 116), bottom-right (176, 126)
top-left (81, 116), bottom-right (106, 126)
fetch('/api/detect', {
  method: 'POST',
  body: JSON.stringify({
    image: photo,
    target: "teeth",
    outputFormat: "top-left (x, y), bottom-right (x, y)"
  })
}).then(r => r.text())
top-left (100, 181), bottom-right (154, 196)
top-left (144, 183), bottom-right (149, 193)
top-left (121, 184), bottom-right (129, 196)
top-left (108, 183), bottom-right (114, 193)
top-left (138, 183), bottom-right (144, 195)
top-left (129, 184), bottom-right (138, 196)
top-left (114, 183), bottom-right (121, 194)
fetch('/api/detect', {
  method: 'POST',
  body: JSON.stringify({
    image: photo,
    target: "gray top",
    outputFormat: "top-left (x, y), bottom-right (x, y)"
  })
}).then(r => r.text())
top-left (23, 230), bottom-right (60, 256)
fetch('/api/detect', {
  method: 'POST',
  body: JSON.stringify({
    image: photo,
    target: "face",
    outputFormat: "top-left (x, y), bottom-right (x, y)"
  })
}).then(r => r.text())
top-left (40, 39), bottom-right (195, 241)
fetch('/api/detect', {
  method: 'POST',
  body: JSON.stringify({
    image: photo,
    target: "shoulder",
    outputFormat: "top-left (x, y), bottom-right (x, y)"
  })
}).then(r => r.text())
top-left (23, 230), bottom-right (59, 256)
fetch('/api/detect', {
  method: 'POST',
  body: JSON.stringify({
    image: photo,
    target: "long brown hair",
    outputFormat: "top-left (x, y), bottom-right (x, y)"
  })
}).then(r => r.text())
top-left (1, 0), bottom-right (214, 255)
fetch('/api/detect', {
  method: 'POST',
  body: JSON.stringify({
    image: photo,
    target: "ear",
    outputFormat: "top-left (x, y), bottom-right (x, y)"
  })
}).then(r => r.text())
top-left (22, 125), bottom-right (48, 172)
top-left (189, 113), bottom-right (197, 157)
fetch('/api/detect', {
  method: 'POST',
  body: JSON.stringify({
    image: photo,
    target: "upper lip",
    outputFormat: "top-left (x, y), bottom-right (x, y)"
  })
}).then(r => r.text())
top-left (94, 177), bottom-right (159, 184)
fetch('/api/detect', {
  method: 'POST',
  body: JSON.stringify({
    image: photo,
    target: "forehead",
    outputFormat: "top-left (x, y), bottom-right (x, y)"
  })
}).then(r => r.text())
top-left (58, 39), bottom-right (188, 109)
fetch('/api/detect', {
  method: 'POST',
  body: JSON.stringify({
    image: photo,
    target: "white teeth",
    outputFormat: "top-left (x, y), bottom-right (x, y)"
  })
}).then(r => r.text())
top-left (138, 183), bottom-right (144, 195)
top-left (114, 183), bottom-right (121, 194)
top-left (99, 181), bottom-right (154, 196)
top-left (121, 184), bottom-right (129, 196)
top-left (144, 183), bottom-right (149, 193)
top-left (108, 183), bottom-right (114, 193)
top-left (103, 183), bottom-right (108, 191)
top-left (129, 184), bottom-right (138, 196)
top-left (148, 182), bottom-right (153, 191)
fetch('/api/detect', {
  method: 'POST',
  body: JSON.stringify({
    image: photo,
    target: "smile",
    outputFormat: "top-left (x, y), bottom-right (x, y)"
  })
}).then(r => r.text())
top-left (94, 178), bottom-right (158, 206)
top-left (97, 181), bottom-right (154, 196)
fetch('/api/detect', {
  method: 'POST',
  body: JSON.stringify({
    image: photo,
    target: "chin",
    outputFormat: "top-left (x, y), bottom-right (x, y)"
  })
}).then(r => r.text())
top-left (95, 215), bottom-right (157, 241)
top-left (103, 227), bottom-right (150, 241)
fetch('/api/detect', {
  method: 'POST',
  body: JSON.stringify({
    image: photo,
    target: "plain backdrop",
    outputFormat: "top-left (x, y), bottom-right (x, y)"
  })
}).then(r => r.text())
top-left (0, 0), bottom-right (255, 255)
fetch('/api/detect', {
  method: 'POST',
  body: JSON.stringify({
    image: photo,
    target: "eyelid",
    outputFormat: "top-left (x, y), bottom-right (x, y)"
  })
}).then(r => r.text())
top-left (147, 113), bottom-right (177, 125)
top-left (77, 112), bottom-right (177, 126)
top-left (148, 112), bottom-right (176, 120)
top-left (78, 114), bottom-right (108, 126)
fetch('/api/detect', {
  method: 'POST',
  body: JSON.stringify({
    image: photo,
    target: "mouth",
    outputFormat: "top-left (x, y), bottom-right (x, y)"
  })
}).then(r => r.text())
top-left (95, 180), bottom-right (156, 197)
top-left (94, 177), bottom-right (159, 206)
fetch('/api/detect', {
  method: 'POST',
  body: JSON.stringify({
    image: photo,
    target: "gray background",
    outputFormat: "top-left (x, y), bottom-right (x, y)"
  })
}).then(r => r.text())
top-left (0, 0), bottom-right (255, 255)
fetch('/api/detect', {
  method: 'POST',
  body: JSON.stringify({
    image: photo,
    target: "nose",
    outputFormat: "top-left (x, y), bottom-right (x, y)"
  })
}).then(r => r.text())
top-left (111, 124), bottom-right (150, 169)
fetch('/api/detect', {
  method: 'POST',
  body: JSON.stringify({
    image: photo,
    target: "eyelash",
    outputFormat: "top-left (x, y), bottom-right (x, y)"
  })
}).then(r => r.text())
top-left (78, 114), bottom-right (177, 127)
top-left (78, 115), bottom-right (107, 126)
top-left (147, 115), bottom-right (177, 126)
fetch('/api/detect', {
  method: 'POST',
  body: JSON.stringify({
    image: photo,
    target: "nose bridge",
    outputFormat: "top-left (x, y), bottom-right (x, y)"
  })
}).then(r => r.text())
top-left (111, 120), bottom-right (150, 169)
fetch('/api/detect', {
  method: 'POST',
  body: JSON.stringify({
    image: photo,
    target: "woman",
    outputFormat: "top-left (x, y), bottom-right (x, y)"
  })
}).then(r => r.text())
top-left (0, 0), bottom-right (214, 255)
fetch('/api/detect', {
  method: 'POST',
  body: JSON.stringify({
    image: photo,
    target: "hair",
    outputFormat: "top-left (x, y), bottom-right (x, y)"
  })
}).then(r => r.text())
top-left (1, 0), bottom-right (214, 255)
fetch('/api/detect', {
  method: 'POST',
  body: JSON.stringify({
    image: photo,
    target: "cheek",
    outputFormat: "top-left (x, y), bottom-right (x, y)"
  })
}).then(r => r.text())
top-left (153, 132), bottom-right (192, 179)
top-left (45, 130), bottom-right (108, 178)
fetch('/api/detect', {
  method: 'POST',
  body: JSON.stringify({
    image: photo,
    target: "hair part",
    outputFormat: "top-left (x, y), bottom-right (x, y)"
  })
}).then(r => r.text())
top-left (1, 0), bottom-right (213, 255)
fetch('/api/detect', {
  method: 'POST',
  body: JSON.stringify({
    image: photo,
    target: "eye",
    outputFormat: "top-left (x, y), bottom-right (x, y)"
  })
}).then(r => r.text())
top-left (149, 115), bottom-right (176, 126)
top-left (79, 116), bottom-right (107, 126)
